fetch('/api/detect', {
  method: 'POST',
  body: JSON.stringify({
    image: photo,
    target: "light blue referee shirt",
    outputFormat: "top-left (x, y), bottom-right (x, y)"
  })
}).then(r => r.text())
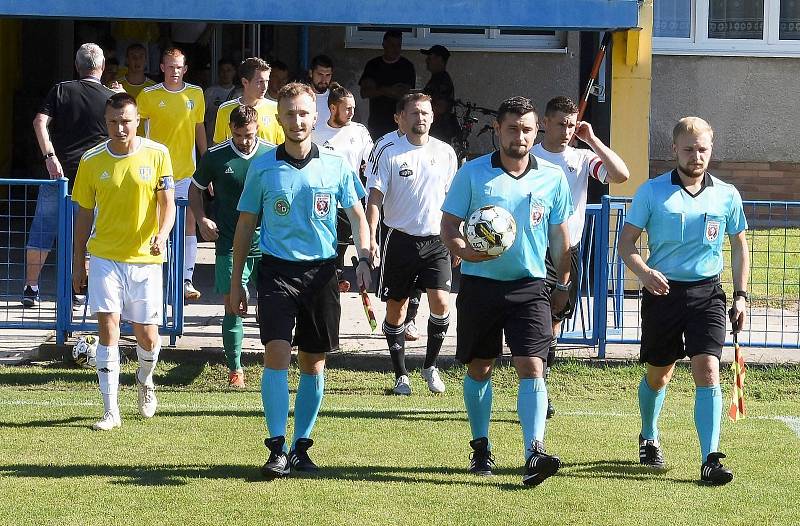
top-left (625, 170), bottom-right (747, 282)
top-left (441, 151), bottom-right (573, 281)
top-left (238, 143), bottom-right (365, 262)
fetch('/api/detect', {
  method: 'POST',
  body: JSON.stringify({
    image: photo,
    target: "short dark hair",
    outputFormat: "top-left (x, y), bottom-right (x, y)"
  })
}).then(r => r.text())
top-left (217, 58), bottom-right (235, 69)
top-left (125, 43), bottom-right (146, 57)
top-left (269, 59), bottom-right (289, 72)
top-left (545, 96), bottom-right (578, 117)
top-left (239, 57), bottom-right (270, 82)
top-left (277, 82), bottom-right (316, 105)
top-left (105, 92), bottom-right (137, 110)
top-left (328, 82), bottom-right (352, 107)
top-left (310, 54), bottom-right (333, 70)
top-left (399, 92), bottom-right (432, 112)
top-left (383, 30), bottom-right (403, 42)
top-left (497, 96), bottom-right (537, 123)
top-left (230, 104), bottom-right (258, 128)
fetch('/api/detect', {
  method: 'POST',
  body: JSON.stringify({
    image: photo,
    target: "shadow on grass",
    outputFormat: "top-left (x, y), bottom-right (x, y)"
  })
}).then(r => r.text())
top-left (0, 462), bottom-right (527, 490)
top-left (561, 459), bottom-right (686, 483)
top-left (0, 416), bottom-right (89, 429)
top-left (0, 361), bottom-right (207, 388)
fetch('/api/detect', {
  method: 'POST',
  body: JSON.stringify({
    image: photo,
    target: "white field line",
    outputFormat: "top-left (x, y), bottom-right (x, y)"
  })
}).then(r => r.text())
top-left (0, 399), bottom-right (797, 437)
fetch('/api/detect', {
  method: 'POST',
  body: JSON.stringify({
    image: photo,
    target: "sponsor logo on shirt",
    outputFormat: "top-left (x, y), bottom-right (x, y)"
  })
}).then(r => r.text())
top-left (99, 171), bottom-right (111, 181)
top-left (274, 197), bottom-right (290, 216)
top-left (139, 166), bottom-right (153, 182)
top-left (321, 141), bottom-right (335, 151)
top-left (398, 161), bottom-right (413, 178)
top-left (706, 220), bottom-right (721, 242)
top-left (314, 192), bottom-right (332, 218)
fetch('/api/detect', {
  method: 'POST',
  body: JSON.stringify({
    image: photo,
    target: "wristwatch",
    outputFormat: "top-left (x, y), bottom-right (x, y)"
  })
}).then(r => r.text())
top-left (733, 290), bottom-right (748, 302)
top-left (555, 281), bottom-right (572, 292)
top-left (42, 152), bottom-right (55, 161)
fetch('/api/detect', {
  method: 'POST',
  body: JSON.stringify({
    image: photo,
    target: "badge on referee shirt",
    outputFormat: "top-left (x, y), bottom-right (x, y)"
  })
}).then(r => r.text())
top-left (530, 198), bottom-right (545, 228)
top-left (705, 219), bottom-right (721, 242)
top-left (314, 192), bottom-right (331, 218)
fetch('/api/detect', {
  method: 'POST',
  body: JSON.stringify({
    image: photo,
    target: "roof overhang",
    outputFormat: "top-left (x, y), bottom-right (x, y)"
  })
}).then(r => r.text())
top-left (0, 0), bottom-right (640, 31)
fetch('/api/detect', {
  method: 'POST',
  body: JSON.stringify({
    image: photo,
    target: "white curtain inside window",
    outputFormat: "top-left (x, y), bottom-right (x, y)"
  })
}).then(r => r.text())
top-left (708, 0), bottom-right (764, 39)
top-left (780, 0), bottom-right (800, 40)
top-left (654, 0), bottom-right (692, 38)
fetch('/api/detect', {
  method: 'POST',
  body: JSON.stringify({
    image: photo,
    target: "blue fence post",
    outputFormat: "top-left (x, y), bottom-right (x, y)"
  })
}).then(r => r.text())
top-left (55, 179), bottom-right (69, 345)
top-left (595, 196), bottom-right (612, 359)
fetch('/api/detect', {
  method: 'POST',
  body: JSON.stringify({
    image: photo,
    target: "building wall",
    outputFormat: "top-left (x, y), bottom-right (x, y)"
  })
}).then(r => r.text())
top-left (304, 26), bottom-right (582, 153)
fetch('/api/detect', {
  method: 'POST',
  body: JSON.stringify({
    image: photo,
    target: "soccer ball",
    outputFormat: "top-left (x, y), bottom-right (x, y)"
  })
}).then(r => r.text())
top-left (465, 205), bottom-right (517, 256)
top-left (72, 335), bottom-right (98, 368)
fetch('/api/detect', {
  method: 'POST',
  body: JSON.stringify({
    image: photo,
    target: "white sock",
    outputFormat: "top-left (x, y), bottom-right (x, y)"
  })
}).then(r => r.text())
top-left (29, 284), bottom-right (39, 292)
top-left (136, 340), bottom-right (161, 388)
top-left (184, 235), bottom-right (197, 282)
top-left (95, 344), bottom-right (120, 414)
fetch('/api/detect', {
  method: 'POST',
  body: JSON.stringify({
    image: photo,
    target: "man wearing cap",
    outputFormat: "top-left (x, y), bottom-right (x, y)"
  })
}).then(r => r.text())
top-left (422, 45), bottom-right (459, 148)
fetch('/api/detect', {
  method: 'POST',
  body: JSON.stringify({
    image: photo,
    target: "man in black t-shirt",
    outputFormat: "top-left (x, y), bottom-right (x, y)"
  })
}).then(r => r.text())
top-left (359, 30), bottom-right (416, 139)
top-left (24, 43), bottom-right (115, 308)
top-left (421, 45), bottom-right (459, 147)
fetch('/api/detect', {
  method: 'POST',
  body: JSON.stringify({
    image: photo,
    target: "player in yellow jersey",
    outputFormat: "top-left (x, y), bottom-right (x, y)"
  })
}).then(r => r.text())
top-left (137, 47), bottom-right (207, 300)
top-left (213, 57), bottom-right (284, 146)
top-left (118, 43), bottom-right (155, 98)
top-left (72, 92), bottom-right (176, 431)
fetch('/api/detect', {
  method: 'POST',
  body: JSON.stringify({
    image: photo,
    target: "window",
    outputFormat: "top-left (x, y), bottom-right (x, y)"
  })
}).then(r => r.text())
top-left (654, 0), bottom-right (800, 56)
top-left (345, 26), bottom-right (566, 53)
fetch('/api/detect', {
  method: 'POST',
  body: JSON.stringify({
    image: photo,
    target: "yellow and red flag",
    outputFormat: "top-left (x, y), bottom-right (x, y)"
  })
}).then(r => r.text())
top-left (728, 338), bottom-right (746, 422)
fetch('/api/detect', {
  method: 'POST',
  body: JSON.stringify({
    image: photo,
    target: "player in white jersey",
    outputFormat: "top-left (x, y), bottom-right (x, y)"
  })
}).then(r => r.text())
top-left (366, 92), bottom-right (458, 395)
top-left (312, 83), bottom-right (373, 290)
top-left (532, 96), bottom-right (629, 418)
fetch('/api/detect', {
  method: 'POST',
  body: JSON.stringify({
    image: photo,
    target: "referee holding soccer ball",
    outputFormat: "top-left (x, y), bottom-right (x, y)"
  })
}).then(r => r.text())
top-left (440, 96), bottom-right (573, 486)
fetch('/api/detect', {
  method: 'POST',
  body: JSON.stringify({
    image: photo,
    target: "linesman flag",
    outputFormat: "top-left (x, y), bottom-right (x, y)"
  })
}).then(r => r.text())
top-left (728, 335), bottom-right (747, 422)
top-left (352, 256), bottom-right (377, 332)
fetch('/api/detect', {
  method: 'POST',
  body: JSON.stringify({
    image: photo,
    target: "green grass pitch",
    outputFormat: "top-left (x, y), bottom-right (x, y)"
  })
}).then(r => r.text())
top-left (1, 360), bottom-right (799, 526)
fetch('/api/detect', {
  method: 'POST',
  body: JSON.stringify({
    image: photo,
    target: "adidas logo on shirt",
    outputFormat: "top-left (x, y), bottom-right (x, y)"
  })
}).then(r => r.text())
top-left (224, 166), bottom-right (234, 174)
top-left (158, 100), bottom-right (166, 108)
top-left (399, 161), bottom-right (413, 178)
top-left (99, 171), bottom-right (110, 180)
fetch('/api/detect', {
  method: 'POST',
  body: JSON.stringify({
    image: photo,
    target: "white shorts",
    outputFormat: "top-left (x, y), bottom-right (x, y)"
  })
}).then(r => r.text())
top-left (88, 256), bottom-right (163, 325)
top-left (174, 178), bottom-right (191, 200)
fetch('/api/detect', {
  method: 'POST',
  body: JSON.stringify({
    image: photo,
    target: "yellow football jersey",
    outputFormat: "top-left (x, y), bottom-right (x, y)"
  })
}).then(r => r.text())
top-left (137, 82), bottom-right (204, 181)
top-left (119, 76), bottom-right (155, 99)
top-left (72, 138), bottom-right (174, 264)
top-left (213, 97), bottom-right (284, 146)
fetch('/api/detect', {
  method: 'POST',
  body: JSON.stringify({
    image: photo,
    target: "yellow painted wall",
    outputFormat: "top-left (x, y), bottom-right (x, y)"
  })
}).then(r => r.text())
top-left (0, 20), bottom-right (22, 177)
top-left (610, 1), bottom-right (653, 197)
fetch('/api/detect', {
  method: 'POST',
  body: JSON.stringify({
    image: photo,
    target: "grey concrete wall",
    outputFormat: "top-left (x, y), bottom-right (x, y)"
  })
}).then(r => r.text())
top-left (296, 26), bottom-right (581, 153)
top-left (651, 55), bottom-right (800, 162)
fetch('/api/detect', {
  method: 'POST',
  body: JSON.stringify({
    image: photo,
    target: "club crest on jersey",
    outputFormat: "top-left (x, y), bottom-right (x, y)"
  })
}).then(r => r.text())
top-left (186, 100), bottom-right (195, 110)
top-left (530, 200), bottom-right (545, 227)
top-left (139, 166), bottom-right (153, 182)
top-left (314, 192), bottom-right (332, 218)
top-left (274, 197), bottom-right (290, 216)
top-left (706, 220), bottom-right (721, 242)
top-left (261, 115), bottom-right (271, 126)
top-left (398, 162), bottom-right (413, 178)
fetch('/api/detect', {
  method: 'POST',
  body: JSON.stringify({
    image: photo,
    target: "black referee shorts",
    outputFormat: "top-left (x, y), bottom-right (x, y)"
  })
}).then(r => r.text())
top-left (455, 275), bottom-right (552, 364)
top-left (378, 227), bottom-right (451, 301)
top-left (544, 244), bottom-right (581, 322)
top-left (640, 276), bottom-right (726, 367)
top-left (257, 255), bottom-right (340, 353)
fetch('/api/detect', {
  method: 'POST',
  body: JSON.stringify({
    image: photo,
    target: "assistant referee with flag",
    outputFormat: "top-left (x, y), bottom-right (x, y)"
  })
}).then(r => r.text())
top-left (619, 117), bottom-right (749, 485)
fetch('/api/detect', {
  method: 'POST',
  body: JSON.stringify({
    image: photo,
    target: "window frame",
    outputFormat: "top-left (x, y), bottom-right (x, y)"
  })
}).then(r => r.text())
top-left (344, 26), bottom-right (568, 53)
top-left (654, 0), bottom-right (800, 57)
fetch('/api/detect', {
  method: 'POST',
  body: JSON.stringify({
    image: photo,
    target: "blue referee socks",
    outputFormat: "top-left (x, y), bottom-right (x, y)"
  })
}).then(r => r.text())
top-left (695, 385), bottom-right (722, 462)
top-left (518, 377), bottom-right (547, 458)
top-left (292, 372), bottom-right (325, 449)
top-left (463, 375), bottom-right (493, 446)
top-left (638, 376), bottom-right (667, 441)
top-left (261, 367), bottom-right (289, 451)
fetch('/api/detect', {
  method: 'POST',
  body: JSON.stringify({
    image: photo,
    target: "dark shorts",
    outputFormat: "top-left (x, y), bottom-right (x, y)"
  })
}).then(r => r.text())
top-left (544, 244), bottom-right (581, 322)
top-left (640, 276), bottom-right (726, 367)
top-left (257, 255), bottom-right (340, 353)
top-left (455, 275), bottom-right (552, 364)
top-left (336, 208), bottom-right (352, 246)
top-left (378, 228), bottom-right (451, 301)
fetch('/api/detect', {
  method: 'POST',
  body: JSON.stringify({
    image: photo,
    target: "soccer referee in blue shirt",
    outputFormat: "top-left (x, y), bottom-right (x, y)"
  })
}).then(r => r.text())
top-left (230, 82), bottom-right (372, 479)
top-left (441, 96), bottom-right (573, 486)
top-left (619, 117), bottom-right (749, 485)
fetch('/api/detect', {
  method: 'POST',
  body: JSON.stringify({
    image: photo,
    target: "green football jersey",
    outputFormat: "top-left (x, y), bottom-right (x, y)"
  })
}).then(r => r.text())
top-left (192, 139), bottom-right (273, 255)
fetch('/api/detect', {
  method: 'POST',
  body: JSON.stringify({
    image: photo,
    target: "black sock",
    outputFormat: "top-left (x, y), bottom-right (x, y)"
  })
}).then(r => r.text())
top-left (424, 313), bottom-right (450, 369)
top-left (545, 338), bottom-right (557, 379)
top-left (404, 289), bottom-right (422, 325)
top-left (383, 321), bottom-right (407, 378)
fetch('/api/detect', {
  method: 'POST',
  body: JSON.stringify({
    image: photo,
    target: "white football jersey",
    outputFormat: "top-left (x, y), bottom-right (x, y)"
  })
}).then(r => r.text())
top-left (368, 134), bottom-right (458, 236)
top-left (532, 143), bottom-right (607, 247)
top-left (315, 90), bottom-right (330, 128)
top-left (312, 120), bottom-right (373, 174)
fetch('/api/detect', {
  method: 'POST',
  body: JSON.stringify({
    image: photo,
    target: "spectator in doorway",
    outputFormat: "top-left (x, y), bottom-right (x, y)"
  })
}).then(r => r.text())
top-left (308, 54), bottom-right (334, 125)
top-left (266, 60), bottom-right (290, 103)
top-left (422, 45), bottom-right (459, 147)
